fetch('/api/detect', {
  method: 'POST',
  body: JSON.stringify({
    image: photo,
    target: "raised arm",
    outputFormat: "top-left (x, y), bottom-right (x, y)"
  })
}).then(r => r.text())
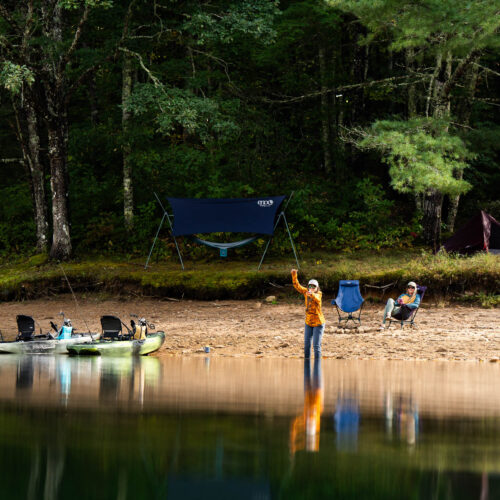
top-left (291, 269), bottom-right (307, 296)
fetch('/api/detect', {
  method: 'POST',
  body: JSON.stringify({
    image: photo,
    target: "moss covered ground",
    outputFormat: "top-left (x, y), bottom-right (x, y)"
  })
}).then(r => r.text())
top-left (0, 249), bottom-right (498, 304)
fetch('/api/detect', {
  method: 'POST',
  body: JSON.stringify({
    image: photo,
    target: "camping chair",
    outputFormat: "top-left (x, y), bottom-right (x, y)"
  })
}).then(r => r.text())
top-left (16, 315), bottom-right (36, 341)
top-left (387, 285), bottom-right (427, 329)
top-left (101, 315), bottom-right (128, 340)
top-left (331, 280), bottom-right (365, 326)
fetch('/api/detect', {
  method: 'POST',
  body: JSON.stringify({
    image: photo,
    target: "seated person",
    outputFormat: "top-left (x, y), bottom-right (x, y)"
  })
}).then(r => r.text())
top-left (57, 318), bottom-right (73, 340)
top-left (379, 282), bottom-right (421, 330)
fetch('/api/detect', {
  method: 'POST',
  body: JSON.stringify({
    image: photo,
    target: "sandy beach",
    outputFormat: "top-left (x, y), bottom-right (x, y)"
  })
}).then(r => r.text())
top-left (0, 296), bottom-right (498, 361)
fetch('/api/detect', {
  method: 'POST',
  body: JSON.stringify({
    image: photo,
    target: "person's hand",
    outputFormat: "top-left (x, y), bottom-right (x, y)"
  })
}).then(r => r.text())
top-left (291, 269), bottom-right (297, 276)
top-left (397, 298), bottom-right (403, 305)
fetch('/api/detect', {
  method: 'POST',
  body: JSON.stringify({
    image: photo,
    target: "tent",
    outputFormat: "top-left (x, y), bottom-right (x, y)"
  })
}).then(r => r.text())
top-left (145, 193), bottom-right (300, 269)
top-left (441, 211), bottom-right (500, 255)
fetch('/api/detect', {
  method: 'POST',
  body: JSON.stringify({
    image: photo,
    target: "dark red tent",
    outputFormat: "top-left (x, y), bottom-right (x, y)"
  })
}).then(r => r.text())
top-left (442, 211), bottom-right (500, 254)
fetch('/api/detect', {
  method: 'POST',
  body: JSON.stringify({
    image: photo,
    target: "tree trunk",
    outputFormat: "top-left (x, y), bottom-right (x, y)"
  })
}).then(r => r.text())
top-left (122, 52), bottom-right (134, 231)
top-left (42, 1), bottom-right (72, 260)
top-left (25, 97), bottom-right (49, 253)
top-left (422, 190), bottom-right (443, 252)
top-left (48, 118), bottom-right (72, 260)
top-left (447, 57), bottom-right (480, 232)
top-left (405, 48), bottom-right (417, 117)
top-left (318, 43), bottom-right (332, 174)
top-left (11, 92), bottom-right (49, 253)
top-left (421, 52), bottom-right (452, 249)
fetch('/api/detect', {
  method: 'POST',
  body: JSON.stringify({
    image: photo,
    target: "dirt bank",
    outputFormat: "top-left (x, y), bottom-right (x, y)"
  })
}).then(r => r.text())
top-left (1, 296), bottom-right (499, 361)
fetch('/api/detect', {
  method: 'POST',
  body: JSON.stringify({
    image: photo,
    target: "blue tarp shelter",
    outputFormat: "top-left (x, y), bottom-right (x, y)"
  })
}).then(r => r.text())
top-left (145, 193), bottom-right (299, 270)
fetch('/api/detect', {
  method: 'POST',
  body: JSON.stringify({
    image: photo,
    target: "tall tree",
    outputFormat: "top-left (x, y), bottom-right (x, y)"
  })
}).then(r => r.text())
top-left (0, 63), bottom-right (49, 252)
top-left (0, 0), bottom-right (128, 259)
top-left (329, 0), bottom-right (500, 247)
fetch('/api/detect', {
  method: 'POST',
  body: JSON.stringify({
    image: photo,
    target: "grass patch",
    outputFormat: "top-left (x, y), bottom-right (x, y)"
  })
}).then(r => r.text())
top-left (0, 249), bottom-right (498, 303)
top-left (456, 292), bottom-right (500, 308)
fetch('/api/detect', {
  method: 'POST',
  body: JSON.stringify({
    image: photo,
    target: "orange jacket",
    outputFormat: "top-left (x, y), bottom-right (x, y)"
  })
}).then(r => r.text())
top-left (292, 274), bottom-right (325, 327)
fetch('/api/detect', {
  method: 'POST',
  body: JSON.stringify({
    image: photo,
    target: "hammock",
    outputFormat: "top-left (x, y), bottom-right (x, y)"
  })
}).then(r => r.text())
top-left (190, 235), bottom-right (259, 250)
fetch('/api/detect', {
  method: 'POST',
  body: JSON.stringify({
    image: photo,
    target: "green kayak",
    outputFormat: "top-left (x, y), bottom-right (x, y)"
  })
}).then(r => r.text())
top-left (67, 331), bottom-right (165, 356)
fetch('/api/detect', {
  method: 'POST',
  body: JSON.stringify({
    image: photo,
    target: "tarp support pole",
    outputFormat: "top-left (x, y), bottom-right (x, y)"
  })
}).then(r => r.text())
top-left (282, 212), bottom-right (300, 269)
top-left (257, 210), bottom-right (300, 271)
top-left (165, 210), bottom-right (184, 270)
top-left (145, 212), bottom-right (166, 269)
top-left (145, 193), bottom-right (185, 270)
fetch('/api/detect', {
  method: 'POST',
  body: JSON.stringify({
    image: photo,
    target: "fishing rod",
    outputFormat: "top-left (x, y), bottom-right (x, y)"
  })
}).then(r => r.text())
top-left (59, 264), bottom-right (94, 341)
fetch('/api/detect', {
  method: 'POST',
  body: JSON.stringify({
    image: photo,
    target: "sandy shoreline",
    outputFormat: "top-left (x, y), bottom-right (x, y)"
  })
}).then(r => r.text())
top-left (0, 296), bottom-right (499, 361)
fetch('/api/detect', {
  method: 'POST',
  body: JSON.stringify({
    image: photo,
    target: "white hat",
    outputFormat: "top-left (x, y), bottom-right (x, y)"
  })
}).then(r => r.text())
top-left (308, 279), bottom-right (319, 288)
top-left (407, 281), bottom-right (417, 288)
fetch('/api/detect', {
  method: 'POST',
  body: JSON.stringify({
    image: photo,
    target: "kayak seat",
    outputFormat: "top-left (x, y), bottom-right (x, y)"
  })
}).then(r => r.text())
top-left (101, 315), bottom-right (124, 340)
top-left (16, 315), bottom-right (36, 341)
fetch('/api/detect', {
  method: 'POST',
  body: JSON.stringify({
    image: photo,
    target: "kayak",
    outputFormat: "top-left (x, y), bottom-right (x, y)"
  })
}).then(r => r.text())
top-left (0, 333), bottom-right (98, 355)
top-left (67, 331), bottom-right (166, 356)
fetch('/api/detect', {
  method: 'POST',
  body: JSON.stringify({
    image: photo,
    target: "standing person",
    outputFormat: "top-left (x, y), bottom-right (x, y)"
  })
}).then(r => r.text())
top-left (291, 269), bottom-right (325, 358)
top-left (379, 281), bottom-right (421, 330)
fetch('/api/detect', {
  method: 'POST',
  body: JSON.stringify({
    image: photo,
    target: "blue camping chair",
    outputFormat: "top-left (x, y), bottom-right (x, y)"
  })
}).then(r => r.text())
top-left (387, 285), bottom-right (427, 329)
top-left (331, 280), bottom-right (364, 326)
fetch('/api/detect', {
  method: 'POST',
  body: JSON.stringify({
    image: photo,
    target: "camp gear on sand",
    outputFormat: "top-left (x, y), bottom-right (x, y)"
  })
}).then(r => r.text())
top-left (331, 280), bottom-right (365, 326)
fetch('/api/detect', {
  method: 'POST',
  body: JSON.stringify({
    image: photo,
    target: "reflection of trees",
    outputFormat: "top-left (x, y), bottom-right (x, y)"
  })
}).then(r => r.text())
top-left (26, 435), bottom-right (65, 499)
top-left (290, 358), bottom-right (323, 455)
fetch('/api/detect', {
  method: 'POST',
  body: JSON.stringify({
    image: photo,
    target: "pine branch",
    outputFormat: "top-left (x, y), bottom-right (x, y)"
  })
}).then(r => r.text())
top-left (60, 3), bottom-right (90, 72)
top-left (261, 75), bottom-right (430, 104)
top-left (0, 158), bottom-right (25, 164)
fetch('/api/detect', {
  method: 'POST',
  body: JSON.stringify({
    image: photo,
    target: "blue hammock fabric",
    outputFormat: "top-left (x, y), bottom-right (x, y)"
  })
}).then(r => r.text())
top-left (332, 280), bottom-right (364, 313)
top-left (190, 235), bottom-right (259, 249)
top-left (167, 196), bottom-right (285, 237)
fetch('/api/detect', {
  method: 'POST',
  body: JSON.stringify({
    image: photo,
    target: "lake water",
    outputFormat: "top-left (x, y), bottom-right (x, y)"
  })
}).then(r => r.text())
top-left (0, 355), bottom-right (499, 499)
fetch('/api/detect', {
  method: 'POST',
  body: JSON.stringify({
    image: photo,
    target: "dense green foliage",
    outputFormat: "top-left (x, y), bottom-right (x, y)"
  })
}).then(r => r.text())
top-left (0, 0), bottom-right (498, 258)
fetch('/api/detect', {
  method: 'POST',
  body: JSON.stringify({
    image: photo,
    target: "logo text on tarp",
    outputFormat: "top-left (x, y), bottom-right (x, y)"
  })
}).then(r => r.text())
top-left (257, 200), bottom-right (274, 207)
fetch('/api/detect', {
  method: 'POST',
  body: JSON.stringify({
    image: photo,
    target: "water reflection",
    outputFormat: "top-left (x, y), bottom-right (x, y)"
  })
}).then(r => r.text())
top-left (384, 392), bottom-right (419, 446)
top-left (334, 386), bottom-right (360, 453)
top-left (16, 356), bottom-right (34, 392)
top-left (290, 358), bottom-right (323, 454)
top-left (0, 357), bottom-right (499, 498)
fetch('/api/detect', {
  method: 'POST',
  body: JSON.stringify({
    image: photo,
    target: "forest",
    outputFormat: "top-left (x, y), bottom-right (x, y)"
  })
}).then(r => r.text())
top-left (0, 0), bottom-right (499, 262)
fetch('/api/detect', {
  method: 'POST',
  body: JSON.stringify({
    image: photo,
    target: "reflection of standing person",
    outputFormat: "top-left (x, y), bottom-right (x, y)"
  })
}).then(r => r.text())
top-left (290, 358), bottom-right (323, 454)
top-left (291, 269), bottom-right (325, 358)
